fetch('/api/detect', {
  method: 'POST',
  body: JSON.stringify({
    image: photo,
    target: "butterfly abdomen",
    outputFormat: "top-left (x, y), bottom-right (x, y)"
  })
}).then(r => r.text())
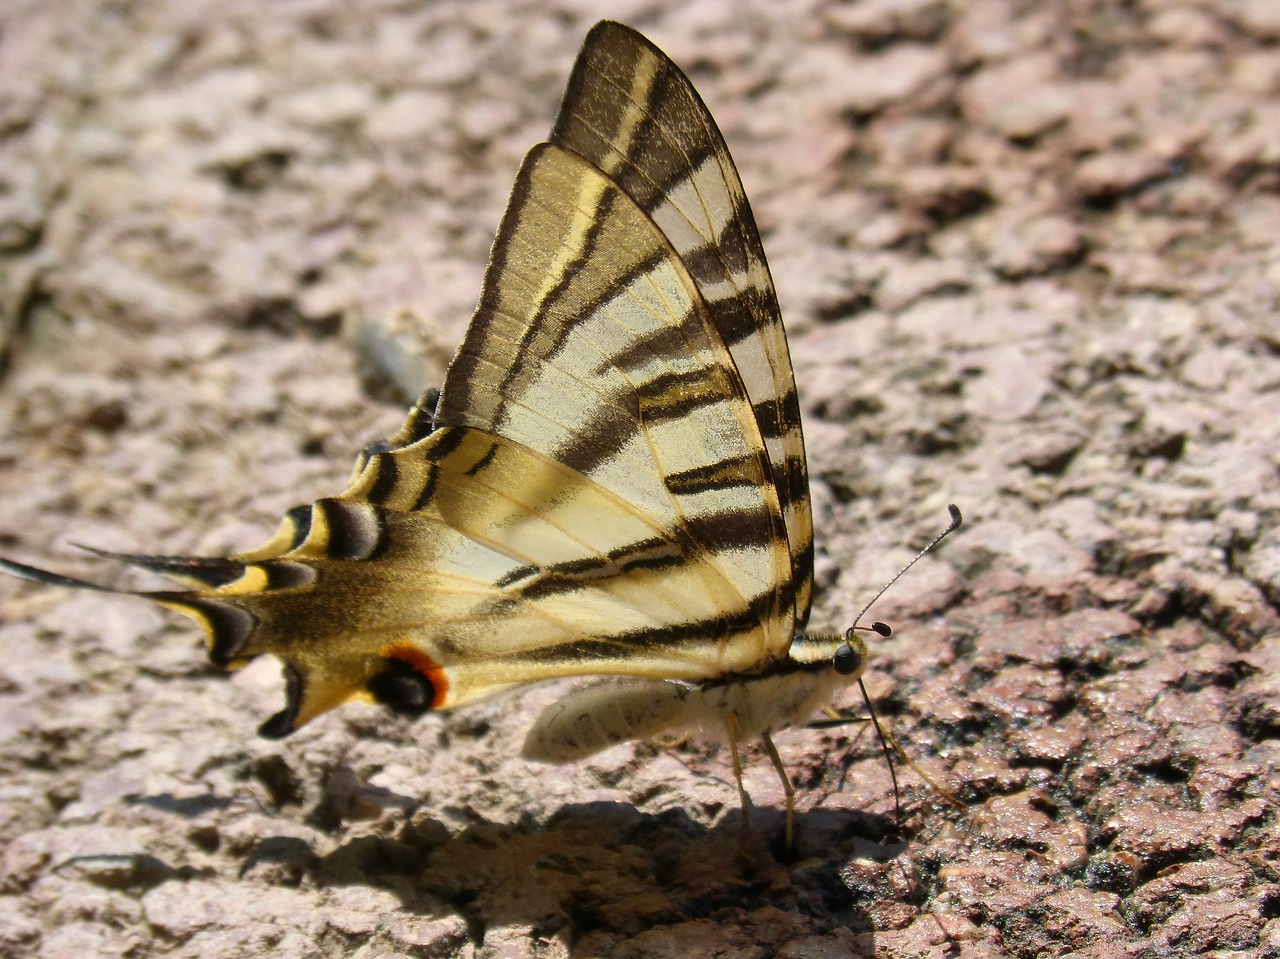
top-left (523, 631), bottom-right (865, 763)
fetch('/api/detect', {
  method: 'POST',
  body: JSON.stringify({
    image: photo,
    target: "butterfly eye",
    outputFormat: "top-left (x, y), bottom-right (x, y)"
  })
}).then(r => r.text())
top-left (366, 658), bottom-right (438, 716)
top-left (833, 643), bottom-right (863, 676)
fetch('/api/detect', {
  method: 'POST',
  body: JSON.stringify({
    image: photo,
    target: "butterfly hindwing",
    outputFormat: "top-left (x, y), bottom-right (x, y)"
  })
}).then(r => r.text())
top-left (195, 426), bottom-right (783, 731)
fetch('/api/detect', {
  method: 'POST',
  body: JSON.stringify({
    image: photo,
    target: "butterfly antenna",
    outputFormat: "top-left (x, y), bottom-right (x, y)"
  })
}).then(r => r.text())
top-left (843, 503), bottom-right (963, 643)
top-left (833, 504), bottom-right (963, 830)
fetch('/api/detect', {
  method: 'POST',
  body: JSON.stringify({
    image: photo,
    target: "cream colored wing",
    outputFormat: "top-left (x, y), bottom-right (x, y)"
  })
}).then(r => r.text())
top-left (550, 22), bottom-right (814, 628)
top-left (0, 22), bottom-right (811, 740)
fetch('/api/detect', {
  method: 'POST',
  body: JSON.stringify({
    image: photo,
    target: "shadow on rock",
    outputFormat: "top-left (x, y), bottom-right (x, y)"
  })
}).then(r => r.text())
top-left (306, 801), bottom-right (884, 955)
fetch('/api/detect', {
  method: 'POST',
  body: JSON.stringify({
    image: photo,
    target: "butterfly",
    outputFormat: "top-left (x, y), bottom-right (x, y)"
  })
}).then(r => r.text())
top-left (1, 21), bottom-right (957, 848)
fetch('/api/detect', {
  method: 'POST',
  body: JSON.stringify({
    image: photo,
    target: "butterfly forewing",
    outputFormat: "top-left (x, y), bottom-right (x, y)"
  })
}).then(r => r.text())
top-left (549, 22), bottom-right (814, 628)
top-left (431, 139), bottom-right (793, 636)
top-left (437, 143), bottom-right (788, 583)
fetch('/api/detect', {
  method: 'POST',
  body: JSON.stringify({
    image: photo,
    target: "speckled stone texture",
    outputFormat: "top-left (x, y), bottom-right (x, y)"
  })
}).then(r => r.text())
top-left (1, 1), bottom-right (1278, 957)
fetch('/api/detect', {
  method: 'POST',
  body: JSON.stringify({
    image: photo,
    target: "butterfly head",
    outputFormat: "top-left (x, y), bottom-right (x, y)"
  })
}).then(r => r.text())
top-left (787, 628), bottom-right (869, 679)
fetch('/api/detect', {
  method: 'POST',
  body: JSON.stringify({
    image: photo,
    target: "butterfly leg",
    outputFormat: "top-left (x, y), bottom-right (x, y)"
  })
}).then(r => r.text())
top-left (761, 731), bottom-right (795, 853)
top-left (725, 713), bottom-right (752, 838)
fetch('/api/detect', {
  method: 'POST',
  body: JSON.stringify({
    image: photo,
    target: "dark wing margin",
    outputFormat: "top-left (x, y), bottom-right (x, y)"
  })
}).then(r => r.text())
top-left (547, 21), bottom-right (814, 627)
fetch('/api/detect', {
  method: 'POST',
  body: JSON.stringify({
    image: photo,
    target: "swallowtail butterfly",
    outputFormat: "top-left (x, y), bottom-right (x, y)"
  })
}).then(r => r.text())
top-left (1, 21), bottom-right (958, 846)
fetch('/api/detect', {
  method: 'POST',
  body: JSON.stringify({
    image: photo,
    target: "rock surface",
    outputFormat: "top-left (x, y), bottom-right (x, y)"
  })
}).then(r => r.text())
top-left (1, 1), bottom-right (1277, 956)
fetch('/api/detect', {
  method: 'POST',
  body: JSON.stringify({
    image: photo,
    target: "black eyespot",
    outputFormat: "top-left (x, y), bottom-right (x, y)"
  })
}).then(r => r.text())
top-left (367, 658), bottom-right (436, 716)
